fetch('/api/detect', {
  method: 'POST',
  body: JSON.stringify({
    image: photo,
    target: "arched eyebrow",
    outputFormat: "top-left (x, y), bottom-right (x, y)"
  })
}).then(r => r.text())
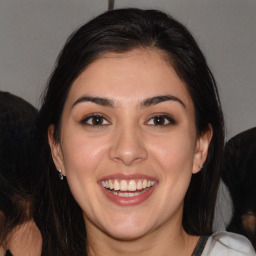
top-left (72, 96), bottom-right (115, 108)
top-left (72, 95), bottom-right (185, 109)
top-left (141, 95), bottom-right (185, 108)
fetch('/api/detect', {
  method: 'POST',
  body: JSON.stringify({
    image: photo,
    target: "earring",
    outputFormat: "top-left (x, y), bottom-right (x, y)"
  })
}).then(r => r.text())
top-left (58, 169), bottom-right (64, 180)
top-left (200, 165), bottom-right (204, 170)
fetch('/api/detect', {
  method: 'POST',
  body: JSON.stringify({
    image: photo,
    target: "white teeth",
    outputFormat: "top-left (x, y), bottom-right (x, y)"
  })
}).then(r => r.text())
top-left (142, 179), bottom-right (147, 189)
top-left (109, 180), bottom-right (114, 189)
top-left (114, 180), bottom-right (120, 190)
top-left (101, 178), bottom-right (156, 193)
top-left (137, 180), bottom-right (142, 190)
top-left (150, 181), bottom-right (156, 186)
top-left (120, 180), bottom-right (128, 191)
top-left (128, 180), bottom-right (136, 191)
top-left (110, 188), bottom-right (150, 197)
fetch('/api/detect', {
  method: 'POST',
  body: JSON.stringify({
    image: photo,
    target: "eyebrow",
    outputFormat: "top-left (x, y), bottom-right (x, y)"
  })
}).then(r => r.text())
top-left (72, 96), bottom-right (115, 108)
top-left (72, 95), bottom-right (185, 109)
top-left (141, 95), bottom-right (185, 108)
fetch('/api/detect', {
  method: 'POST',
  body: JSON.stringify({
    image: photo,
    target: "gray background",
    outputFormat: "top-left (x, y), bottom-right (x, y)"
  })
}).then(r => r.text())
top-left (0, 0), bottom-right (255, 139)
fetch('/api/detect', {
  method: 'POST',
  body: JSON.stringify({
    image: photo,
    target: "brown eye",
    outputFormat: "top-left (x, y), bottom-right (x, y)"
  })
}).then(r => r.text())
top-left (91, 116), bottom-right (103, 125)
top-left (153, 116), bottom-right (166, 125)
top-left (81, 115), bottom-right (110, 126)
top-left (147, 115), bottom-right (176, 126)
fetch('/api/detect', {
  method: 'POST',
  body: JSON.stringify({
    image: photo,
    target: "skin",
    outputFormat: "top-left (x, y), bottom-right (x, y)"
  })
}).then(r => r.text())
top-left (0, 220), bottom-right (42, 256)
top-left (49, 49), bottom-right (212, 256)
top-left (242, 211), bottom-right (256, 233)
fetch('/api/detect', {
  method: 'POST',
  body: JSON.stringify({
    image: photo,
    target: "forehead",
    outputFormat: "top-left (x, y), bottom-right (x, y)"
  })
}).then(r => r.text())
top-left (66, 49), bottom-right (193, 109)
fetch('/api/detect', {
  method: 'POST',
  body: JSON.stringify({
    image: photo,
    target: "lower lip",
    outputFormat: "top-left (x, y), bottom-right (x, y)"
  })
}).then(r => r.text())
top-left (99, 184), bottom-right (157, 206)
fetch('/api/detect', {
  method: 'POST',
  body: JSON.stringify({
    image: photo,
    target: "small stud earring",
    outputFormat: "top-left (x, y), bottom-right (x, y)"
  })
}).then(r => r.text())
top-left (200, 165), bottom-right (204, 170)
top-left (58, 169), bottom-right (64, 180)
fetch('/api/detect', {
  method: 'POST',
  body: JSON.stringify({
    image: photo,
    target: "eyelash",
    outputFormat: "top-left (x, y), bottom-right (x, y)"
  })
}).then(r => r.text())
top-left (146, 115), bottom-right (176, 126)
top-left (80, 114), bottom-right (110, 126)
top-left (80, 114), bottom-right (176, 127)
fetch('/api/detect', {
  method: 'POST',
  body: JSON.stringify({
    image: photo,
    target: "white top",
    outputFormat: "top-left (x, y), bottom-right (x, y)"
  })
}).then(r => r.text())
top-left (201, 231), bottom-right (255, 256)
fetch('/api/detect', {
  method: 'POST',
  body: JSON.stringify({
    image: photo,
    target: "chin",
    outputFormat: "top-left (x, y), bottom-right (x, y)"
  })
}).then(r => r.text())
top-left (101, 215), bottom-right (153, 241)
top-left (106, 226), bottom-right (149, 241)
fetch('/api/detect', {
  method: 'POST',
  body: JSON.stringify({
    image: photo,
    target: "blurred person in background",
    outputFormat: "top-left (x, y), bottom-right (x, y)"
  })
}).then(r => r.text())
top-left (222, 127), bottom-right (256, 250)
top-left (0, 91), bottom-right (42, 256)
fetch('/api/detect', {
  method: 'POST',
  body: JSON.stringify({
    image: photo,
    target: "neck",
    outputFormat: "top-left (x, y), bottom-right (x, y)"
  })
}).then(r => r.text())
top-left (5, 220), bottom-right (42, 256)
top-left (86, 218), bottom-right (199, 256)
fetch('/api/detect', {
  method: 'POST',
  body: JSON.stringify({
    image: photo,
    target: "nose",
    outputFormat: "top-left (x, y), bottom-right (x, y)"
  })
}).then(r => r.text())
top-left (109, 124), bottom-right (148, 166)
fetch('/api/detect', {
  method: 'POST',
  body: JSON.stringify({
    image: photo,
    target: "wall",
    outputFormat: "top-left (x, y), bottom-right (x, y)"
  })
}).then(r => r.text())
top-left (0, 0), bottom-right (255, 139)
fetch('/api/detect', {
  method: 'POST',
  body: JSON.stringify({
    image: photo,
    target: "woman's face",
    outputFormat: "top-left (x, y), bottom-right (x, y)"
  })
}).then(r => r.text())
top-left (49, 49), bottom-right (211, 240)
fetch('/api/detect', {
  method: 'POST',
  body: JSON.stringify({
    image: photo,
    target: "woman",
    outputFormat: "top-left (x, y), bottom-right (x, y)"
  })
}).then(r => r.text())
top-left (222, 127), bottom-right (256, 249)
top-left (0, 92), bottom-right (42, 256)
top-left (35, 8), bottom-right (255, 255)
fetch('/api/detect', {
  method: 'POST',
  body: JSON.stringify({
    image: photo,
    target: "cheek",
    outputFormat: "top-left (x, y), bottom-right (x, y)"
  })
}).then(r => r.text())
top-left (60, 132), bottom-right (110, 212)
top-left (61, 131), bottom-right (109, 178)
top-left (148, 131), bottom-right (196, 173)
top-left (148, 132), bottom-right (196, 209)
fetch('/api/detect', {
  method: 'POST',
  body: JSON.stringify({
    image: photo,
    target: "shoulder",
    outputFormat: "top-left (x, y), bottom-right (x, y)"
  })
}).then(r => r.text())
top-left (202, 231), bottom-right (255, 256)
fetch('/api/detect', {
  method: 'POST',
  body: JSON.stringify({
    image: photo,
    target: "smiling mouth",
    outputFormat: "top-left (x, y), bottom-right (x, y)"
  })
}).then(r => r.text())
top-left (101, 179), bottom-right (156, 197)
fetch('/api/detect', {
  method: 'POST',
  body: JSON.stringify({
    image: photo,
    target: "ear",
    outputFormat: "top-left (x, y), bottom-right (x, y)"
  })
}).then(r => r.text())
top-left (48, 125), bottom-right (66, 176)
top-left (192, 125), bottom-right (213, 174)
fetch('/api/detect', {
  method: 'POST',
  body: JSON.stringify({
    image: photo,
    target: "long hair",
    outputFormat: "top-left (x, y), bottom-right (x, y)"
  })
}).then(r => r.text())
top-left (35, 8), bottom-right (225, 255)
